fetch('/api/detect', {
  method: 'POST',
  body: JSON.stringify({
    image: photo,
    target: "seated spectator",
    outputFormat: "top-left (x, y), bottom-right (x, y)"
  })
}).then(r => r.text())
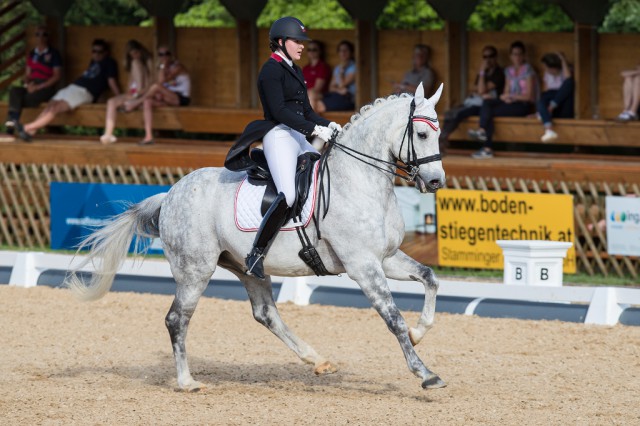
top-left (303, 40), bottom-right (331, 112)
top-left (615, 62), bottom-right (640, 122)
top-left (100, 40), bottom-right (154, 144)
top-left (468, 40), bottom-right (537, 159)
top-left (4, 25), bottom-right (62, 135)
top-left (16, 39), bottom-right (119, 142)
top-left (123, 46), bottom-right (191, 145)
top-left (537, 52), bottom-right (574, 143)
top-left (439, 45), bottom-right (504, 150)
top-left (316, 40), bottom-right (355, 112)
top-left (392, 44), bottom-right (434, 95)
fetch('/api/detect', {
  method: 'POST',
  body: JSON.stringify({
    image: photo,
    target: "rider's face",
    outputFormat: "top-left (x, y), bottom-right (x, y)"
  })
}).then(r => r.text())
top-left (284, 39), bottom-right (304, 61)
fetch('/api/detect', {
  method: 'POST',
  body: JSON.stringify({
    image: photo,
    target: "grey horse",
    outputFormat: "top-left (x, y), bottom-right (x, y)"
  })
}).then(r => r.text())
top-left (66, 83), bottom-right (447, 390)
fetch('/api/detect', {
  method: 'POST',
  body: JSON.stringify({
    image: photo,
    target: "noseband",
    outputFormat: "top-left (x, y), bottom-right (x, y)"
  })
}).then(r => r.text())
top-left (313, 98), bottom-right (441, 238)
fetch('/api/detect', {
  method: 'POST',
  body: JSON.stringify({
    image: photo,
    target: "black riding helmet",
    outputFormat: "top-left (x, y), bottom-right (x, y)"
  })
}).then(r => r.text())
top-left (269, 16), bottom-right (310, 61)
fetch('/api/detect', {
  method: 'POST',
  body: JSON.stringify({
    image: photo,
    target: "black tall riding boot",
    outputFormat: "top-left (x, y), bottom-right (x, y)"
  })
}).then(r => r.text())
top-left (245, 192), bottom-right (290, 280)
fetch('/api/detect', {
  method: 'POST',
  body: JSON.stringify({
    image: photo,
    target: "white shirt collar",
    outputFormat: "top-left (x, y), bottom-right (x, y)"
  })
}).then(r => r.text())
top-left (276, 51), bottom-right (293, 67)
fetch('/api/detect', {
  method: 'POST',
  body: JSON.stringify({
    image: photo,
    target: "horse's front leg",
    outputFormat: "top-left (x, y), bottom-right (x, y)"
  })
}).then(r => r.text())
top-left (349, 261), bottom-right (445, 389)
top-left (382, 250), bottom-right (439, 346)
top-left (237, 273), bottom-right (337, 375)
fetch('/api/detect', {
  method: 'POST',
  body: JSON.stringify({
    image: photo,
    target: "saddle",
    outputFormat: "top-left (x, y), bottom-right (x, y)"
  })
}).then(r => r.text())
top-left (246, 148), bottom-right (320, 221)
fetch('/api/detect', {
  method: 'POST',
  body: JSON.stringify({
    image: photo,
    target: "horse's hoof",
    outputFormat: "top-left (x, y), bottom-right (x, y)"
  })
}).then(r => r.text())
top-left (314, 361), bottom-right (338, 375)
top-left (422, 375), bottom-right (446, 389)
top-left (176, 380), bottom-right (205, 392)
top-left (409, 327), bottom-right (424, 346)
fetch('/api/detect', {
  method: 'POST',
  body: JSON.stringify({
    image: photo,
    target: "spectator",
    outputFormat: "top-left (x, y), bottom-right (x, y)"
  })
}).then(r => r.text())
top-left (4, 25), bottom-right (62, 135)
top-left (615, 62), bottom-right (640, 122)
top-left (392, 44), bottom-right (434, 95)
top-left (537, 52), bottom-right (574, 143)
top-left (468, 41), bottom-right (537, 159)
top-left (302, 40), bottom-right (331, 112)
top-left (316, 40), bottom-right (355, 112)
top-left (123, 46), bottom-right (191, 145)
top-left (16, 39), bottom-right (119, 142)
top-left (99, 40), bottom-right (154, 144)
top-left (439, 45), bottom-right (504, 149)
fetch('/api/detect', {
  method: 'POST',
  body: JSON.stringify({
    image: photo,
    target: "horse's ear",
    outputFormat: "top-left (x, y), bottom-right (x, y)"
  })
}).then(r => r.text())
top-left (414, 82), bottom-right (425, 106)
top-left (428, 83), bottom-right (444, 107)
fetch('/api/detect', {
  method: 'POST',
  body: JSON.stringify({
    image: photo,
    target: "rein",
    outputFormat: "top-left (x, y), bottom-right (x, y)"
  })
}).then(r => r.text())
top-left (313, 99), bottom-right (441, 239)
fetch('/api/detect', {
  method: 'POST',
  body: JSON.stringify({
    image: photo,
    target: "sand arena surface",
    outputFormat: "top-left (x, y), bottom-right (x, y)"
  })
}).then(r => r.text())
top-left (2, 286), bottom-right (639, 425)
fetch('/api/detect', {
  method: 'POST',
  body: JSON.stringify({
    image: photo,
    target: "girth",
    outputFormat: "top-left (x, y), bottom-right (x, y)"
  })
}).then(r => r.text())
top-left (246, 148), bottom-right (320, 221)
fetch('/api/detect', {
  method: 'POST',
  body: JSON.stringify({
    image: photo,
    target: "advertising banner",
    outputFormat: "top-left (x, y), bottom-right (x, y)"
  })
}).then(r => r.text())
top-left (436, 189), bottom-right (576, 273)
top-left (606, 196), bottom-right (640, 256)
top-left (50, 182), bottom-right (170, 252)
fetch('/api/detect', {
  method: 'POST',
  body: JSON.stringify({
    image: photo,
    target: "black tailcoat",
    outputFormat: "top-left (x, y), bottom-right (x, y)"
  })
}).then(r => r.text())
top-left (224, 54), bottom-right (331, 172)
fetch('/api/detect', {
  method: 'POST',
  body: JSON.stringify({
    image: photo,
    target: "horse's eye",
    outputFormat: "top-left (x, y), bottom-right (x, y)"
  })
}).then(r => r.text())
top-left (417, 132), bottom-right (428, 140)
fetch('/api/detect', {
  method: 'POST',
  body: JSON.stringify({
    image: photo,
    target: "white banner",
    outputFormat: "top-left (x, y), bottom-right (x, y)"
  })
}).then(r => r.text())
top-left (606, 196), bottom-right (640, 256)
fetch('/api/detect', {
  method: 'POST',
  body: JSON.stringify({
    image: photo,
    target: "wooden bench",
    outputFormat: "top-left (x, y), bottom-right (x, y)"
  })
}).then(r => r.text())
top-left (448, 116), bottom-right (640, 148)
top-left (0, 102), bottom-right (354, 135)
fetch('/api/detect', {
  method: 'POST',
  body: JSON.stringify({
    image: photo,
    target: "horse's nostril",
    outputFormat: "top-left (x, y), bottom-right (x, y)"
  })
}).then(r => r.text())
top-left (429, 179), bottom-right (441, 188)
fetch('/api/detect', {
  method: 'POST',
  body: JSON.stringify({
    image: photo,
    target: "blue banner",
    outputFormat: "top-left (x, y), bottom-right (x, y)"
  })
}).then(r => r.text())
top-left (50, 182), bottom-right (170, 252)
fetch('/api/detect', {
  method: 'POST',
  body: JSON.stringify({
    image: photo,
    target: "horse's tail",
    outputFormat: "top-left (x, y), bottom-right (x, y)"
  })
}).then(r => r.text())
top-left (65, 193), bottom-right (167, 301)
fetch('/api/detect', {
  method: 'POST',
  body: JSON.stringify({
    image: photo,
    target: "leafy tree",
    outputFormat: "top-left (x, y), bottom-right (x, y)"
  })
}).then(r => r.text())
top-left (468, 0), bottom-right (573, 32)
top-left (377, 0), bottom-right (443, 29)
top-left (601, 0), bottom-right (640, 33)
top-left (173, 0), bottom-right (234, 27)
top-left (257, 0), bottom-right (353, 29)
top-left (64, 0), bottom-right (148, 26)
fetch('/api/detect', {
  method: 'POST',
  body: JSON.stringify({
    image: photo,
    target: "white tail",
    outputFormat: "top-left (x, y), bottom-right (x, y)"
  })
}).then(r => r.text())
top-left (65, 193), bottom-right (166, 301)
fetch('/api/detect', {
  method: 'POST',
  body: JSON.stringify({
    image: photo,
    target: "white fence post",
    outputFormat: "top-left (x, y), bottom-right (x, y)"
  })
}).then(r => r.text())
top-left (277, 276), bottom-right (314, 305)
top-left (585, 287), bottom-right (625, 326)
top-left (8, 252), bottom-right (41, 288)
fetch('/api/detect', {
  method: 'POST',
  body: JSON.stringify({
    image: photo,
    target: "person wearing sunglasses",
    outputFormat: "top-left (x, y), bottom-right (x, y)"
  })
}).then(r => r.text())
top-left (468, 40), bottom-right (537, 159)
top-left (16, 39), bottom-right (119, 142)
top-left (224, 17), bottom-right (341, 279)
top-left (4, 26), bottom-right (62, 136)
top-left (302, 40), bottom-right (331, 112)
top-left (439, 45), bottom-right (505, 151)
top-left (120, 46), bottom-right (191, 145)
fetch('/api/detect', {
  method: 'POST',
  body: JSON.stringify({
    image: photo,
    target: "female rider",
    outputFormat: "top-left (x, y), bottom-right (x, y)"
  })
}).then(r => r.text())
top-left (224, 17), bottom-right (341, 279)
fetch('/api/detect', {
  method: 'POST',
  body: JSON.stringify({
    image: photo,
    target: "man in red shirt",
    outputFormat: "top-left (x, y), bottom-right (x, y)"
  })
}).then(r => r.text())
top-left (5, 26), bottom-right (62, 134)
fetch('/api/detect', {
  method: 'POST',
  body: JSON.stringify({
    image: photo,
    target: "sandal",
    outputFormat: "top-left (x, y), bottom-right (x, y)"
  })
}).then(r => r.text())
top-left (138, 139), bottom-right (154, 145)
top-left (100, 134), bottom-right (117, 145)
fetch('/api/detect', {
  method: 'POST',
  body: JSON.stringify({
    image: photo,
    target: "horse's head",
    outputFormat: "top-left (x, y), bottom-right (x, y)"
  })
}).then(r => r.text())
top-left (401, 82), bottom-right (446, 193)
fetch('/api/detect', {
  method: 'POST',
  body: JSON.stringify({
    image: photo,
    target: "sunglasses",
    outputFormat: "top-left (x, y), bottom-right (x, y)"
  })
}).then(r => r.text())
top-left (35, 32), bottom-right (48, 37)
top-left (483, 54), bottom-right (496, 59)
top-left (92, 49), bottom-right (105, 54)
top-left (157, 51), bottom-right (170, 56)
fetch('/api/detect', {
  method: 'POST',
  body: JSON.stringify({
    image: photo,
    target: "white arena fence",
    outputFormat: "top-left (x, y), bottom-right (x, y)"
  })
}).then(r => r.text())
top-left (1, 250), bottom-right (640, 327)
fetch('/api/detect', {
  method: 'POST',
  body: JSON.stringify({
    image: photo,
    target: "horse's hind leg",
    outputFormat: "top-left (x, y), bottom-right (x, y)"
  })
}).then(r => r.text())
top-left (165, 271), bottom-right (211, 391)
top-left (238, 273), bottom-right (337, 375)
top-left (383, 250), bottom-right (438, 347)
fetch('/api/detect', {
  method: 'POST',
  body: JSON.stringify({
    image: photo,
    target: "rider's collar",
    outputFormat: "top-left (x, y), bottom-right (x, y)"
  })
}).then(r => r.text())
top-left (273, 51), bottom-right (293, 67)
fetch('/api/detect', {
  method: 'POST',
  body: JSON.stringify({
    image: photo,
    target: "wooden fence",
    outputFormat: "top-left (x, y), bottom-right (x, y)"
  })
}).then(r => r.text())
top-left (1, 162), bottom-right (638, 278)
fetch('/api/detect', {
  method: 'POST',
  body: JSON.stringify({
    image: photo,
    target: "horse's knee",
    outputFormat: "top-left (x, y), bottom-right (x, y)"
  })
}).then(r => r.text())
top-left (165, 310), bottom-right (180, 332)
top-left (252, 305), bottom-right (274, 328)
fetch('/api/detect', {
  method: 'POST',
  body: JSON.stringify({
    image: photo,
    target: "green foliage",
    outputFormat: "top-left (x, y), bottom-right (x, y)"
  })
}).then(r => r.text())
top-left (173, 0), bottom-right (234, 27)
top-left (377, 0), bottom-right (443, 29)
top-left (65, 0), bottom-right (148, 26)
top-left (468, 0), bottom-right (573, 32)
top-left (602, 0), bottom-right (640, 33)
top-left (257, 0), bottom-right (353, 29)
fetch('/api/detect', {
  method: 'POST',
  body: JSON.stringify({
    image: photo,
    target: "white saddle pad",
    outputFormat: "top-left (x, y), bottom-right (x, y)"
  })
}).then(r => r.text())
top-left (234, 162), bottom-right (319, 232)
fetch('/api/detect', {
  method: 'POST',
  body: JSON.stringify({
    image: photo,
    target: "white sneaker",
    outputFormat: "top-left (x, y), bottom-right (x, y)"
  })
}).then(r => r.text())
top-left (541, 129), bottom-right (558, 143)
top-left (616, 111), bottom-right (633, 122)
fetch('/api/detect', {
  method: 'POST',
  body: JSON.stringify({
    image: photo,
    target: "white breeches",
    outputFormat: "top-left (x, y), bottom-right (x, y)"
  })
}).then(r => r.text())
top-left (263, 124), bottom-right (318, 207)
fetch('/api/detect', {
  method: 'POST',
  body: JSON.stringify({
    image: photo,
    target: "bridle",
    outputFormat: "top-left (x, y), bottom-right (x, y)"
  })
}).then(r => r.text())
top-left (313, 98), bottom-right (441, 237)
